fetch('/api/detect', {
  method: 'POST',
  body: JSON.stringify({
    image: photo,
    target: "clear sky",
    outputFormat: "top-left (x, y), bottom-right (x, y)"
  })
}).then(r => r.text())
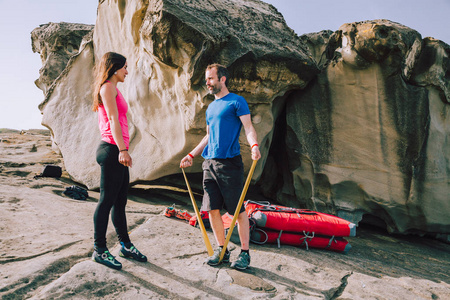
top-left (1, 0), bottom-right (449, 130)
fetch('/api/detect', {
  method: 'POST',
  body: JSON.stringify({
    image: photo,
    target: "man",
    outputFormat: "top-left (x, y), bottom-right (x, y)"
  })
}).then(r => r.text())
top-left (180, 63), bottom-right (261, 270)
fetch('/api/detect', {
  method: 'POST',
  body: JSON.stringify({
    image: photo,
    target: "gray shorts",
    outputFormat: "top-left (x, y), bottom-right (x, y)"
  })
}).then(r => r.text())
top-left (201, 155), bottom-right (245, 215)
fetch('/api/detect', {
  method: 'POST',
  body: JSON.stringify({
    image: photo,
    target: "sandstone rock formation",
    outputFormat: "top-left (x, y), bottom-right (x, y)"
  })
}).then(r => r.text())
top-left (91, 0), bottom-right (318, 183)
top-left (31, 22), bottom-right (94, 95)
top-left (32, 0), bottom-right (318, 188)
top-left (32, 2), bottom-right (449, 237)
top-left (32, 22), bottom-right (98, 188)
top-left (258, 20), bottom-right (450, 236)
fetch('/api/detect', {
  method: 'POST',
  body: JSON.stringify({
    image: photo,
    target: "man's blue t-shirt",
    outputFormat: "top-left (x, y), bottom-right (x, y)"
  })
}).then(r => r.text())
top-left (202, 93), bottom-right (250, 159)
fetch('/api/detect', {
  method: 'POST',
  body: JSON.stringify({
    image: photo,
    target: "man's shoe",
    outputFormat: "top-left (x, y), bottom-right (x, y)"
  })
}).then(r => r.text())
top-left (230, 252), bottom-right (250, 270)
top-left (119, 242), bottom-right (147, 262)
top-left (92, 248), bottom-right (122, 270)
top-left (205, 247), bottom-right (230, 266)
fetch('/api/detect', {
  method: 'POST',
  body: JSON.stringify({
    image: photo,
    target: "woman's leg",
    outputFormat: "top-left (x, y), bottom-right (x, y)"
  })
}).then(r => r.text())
top-left (93, 142), bottom-right (125, 248)
top-left (111, 167), bottom-right (131, 244)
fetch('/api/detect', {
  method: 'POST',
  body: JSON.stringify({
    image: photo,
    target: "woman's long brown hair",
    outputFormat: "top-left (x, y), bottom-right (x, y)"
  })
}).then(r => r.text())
top-left (92, 52), bottom-right (126, 112)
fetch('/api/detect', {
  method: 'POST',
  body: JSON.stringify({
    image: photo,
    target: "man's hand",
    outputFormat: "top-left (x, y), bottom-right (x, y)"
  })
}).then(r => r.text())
top-left (180, 155), bottom-right (193, 168)
top-left (251, 145), bottom-right (261, 161)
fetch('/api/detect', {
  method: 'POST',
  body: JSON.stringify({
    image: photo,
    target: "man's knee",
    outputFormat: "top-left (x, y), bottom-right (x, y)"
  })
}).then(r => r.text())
top-left (237, 211), bottom-right (249, 224)
top-left (209, 209), bottom-right (221, 219)
top-left (237, 211), bottom-right (248, 219)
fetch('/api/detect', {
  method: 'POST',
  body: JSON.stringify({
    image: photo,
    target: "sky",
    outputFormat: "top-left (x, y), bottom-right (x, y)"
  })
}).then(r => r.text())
top-left (0, 0), bottom-right (449, 130)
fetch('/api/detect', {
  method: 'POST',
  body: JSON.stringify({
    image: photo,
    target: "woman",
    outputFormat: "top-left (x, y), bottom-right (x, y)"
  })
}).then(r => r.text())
top-left (91, 52), bottom-right (146, 270)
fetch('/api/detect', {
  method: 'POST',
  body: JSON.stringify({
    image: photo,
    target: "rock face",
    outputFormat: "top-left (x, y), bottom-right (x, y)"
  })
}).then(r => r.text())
top-left (32, 0), bottom-right (318, 189)
top-left (32, 2), bottom-right (449, 237)
top-left (258, 20), bottom-right (450, 235)
top-left (31, 22), bottom-right (98, 188)
top-left (91, 0), bottom-right (318, 183)
top-left (31, 22), bottom-right (94, 95)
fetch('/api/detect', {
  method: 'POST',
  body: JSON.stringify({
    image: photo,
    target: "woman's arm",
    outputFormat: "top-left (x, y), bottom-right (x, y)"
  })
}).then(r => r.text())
top-left (100, 83), bottom-right (132, 167)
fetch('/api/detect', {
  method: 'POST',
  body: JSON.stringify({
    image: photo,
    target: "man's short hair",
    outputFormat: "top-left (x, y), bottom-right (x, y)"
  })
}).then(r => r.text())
top-left (206, 63), bottom-right (230, 87)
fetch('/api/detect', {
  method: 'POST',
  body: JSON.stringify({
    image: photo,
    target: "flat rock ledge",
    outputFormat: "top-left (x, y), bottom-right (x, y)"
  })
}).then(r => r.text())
top-left (0, 131), bottom-right (449, 299)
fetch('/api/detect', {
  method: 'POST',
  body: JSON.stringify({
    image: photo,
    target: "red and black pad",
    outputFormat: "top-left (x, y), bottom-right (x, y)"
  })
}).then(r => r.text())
top-left (251, 228), bottom-right (352, 253)
top-left (245, 201), bottom-right (356, 237)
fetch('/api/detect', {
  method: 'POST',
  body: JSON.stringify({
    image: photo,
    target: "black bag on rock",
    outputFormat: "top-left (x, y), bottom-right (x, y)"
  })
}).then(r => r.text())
top-left (63, 185), bottom-right (89, 200)
top-left (34, 165), bottom-right (62, 179)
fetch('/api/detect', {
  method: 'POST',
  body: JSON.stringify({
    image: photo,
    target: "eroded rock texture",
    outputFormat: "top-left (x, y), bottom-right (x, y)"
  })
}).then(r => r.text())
top-left (258, 20), bottom-right (449, 235)
top-left (31, 22), bottom-right (98, 187)
top-left (31, 22), bottom-right (94, 95)
top-left (32, 2), bottom-right (449, 237)
top-left (32, 0), bottom-right (318, 188)
top-left (92, 0), bottom-right (318, 183)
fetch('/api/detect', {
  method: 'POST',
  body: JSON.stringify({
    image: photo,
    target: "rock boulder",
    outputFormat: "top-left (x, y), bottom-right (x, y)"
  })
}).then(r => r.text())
top-left (32, 0), bottom-right (318, 188)
top-left (258, 20), bottom-right (450, 236)
top-left (32, 4), bottom-right (449, 237)
top-left (31, 22), bottom-right (94, 95)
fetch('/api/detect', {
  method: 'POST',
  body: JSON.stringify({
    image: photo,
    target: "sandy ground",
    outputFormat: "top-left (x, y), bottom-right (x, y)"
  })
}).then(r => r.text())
top-left (0, 129), bottom-right (449, 299)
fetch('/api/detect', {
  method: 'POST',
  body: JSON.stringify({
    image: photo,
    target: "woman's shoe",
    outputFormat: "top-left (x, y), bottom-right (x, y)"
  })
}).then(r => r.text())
top-left (92, 247), bottom-right (122, 270)
top-left (119, 242), bottom-right (147, 262)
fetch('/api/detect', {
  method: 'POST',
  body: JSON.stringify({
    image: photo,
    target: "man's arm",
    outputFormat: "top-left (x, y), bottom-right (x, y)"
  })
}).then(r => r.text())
top-left (180, 126), bottom-right (209, 168)
top-left (240, 114), bottom-right (261, 161)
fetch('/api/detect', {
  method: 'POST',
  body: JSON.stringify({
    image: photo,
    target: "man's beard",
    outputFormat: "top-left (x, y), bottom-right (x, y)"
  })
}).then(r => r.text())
top-left (208, 84), bottom-right (221, 95)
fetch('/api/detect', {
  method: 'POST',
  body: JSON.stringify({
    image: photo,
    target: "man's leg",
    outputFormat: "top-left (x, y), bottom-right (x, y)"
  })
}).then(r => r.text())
top-left (202, 160), bottom-right (231, 265)
top-left (230, 211), bottom-right (251, 270)
top-left (237, 211), bottom-right (250, 250)
top-left (205, 209), bottom-right (231, 265)
top-left (209, 209), bottom-right (225, 246)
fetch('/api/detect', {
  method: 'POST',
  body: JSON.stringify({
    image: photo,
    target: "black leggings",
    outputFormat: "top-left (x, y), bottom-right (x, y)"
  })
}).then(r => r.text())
top-left (94, 141), bottom-right (131, 248)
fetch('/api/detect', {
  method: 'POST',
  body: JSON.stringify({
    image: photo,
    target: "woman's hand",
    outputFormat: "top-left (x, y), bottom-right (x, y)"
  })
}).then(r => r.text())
top-left (119, 151), bottom-right (132, 167)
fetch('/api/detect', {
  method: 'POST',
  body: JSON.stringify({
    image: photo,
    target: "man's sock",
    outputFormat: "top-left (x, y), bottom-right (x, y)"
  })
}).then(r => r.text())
top-left (241, 249), bottom-right (249, 255)
top-left (219, 246), bottom-right (230, 254)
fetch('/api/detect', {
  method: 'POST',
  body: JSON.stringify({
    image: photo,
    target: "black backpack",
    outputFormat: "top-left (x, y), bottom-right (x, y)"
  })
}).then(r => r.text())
top-left (63, 185), bottom-right (89, 200)
top-left (34, 165), bottom-right (62, 179)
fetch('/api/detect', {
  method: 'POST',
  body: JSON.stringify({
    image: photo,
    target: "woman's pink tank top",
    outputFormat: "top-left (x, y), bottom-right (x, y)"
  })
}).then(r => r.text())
top-left (97, 84), bottom-right (130, 149)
